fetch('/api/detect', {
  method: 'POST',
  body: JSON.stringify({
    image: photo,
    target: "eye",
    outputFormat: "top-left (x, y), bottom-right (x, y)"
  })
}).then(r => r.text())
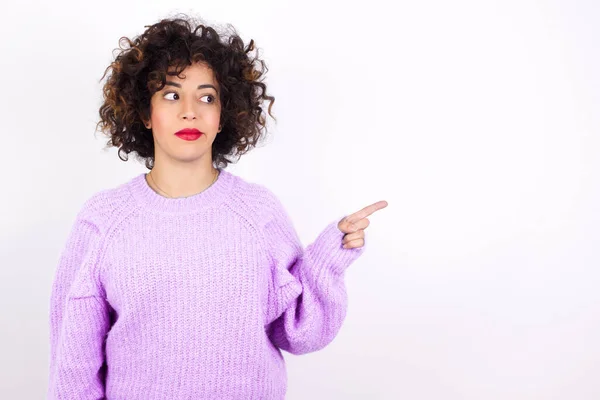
top-left (163, 91), bottom-right (179, 101)
top-left (200, 94), bottom-right (216, 104)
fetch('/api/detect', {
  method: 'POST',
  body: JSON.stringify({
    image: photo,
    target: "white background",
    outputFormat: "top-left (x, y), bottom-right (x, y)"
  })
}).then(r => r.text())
top-left (0, 0), bottom-right (599, 398)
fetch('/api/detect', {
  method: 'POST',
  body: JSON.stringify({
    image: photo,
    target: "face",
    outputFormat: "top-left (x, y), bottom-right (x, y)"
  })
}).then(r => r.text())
top-left (144, 62), bottom-right (222, 165)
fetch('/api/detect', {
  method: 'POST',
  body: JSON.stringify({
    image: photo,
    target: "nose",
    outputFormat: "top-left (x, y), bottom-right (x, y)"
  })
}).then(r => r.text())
top-left (179, 95), bottom-right (197, 121)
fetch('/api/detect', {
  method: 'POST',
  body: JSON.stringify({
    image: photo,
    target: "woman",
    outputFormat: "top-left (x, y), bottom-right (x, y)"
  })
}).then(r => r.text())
top-left (48, 14), bottom-right (388, 399)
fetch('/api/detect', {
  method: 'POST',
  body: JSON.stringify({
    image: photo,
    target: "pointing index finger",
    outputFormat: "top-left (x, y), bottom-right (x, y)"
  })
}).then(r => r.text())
top-left (346, 200), bottom-right (388, 223)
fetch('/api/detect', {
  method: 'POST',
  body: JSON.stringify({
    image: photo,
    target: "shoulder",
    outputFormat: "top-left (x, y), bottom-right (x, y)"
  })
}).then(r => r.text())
top-left (74, 178), bottom-right (136, 235)
top-left (226, 172), bottom-right (291, 225)
top-left (226, 172), bottom-right (302, 253)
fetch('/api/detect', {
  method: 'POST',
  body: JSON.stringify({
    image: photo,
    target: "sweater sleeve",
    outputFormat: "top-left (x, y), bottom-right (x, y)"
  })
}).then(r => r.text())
top-left (48, 202), bottom-right (110, 400)
top-left (263, 195), bottom-right (366, 355)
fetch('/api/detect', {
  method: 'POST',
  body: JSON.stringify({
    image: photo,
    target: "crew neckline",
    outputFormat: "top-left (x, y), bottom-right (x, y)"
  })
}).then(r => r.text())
top-left (127, 168), bottom-right (236, 214)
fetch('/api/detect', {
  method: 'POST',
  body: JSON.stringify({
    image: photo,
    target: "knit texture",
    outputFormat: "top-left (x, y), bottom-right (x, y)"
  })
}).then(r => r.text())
top-left (48, 169), bottom-right (366, 399)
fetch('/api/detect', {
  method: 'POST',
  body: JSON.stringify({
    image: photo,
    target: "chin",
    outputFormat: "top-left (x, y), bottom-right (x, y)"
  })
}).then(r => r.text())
top-left (172, 151), bottom-right (210, 163)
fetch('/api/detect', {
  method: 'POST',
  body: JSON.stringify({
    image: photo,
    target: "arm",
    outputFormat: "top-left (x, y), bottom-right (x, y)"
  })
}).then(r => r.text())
top-left (48, 206), bottom-right (110, 400)
top-left (263, 198), bottom-right (366, 355)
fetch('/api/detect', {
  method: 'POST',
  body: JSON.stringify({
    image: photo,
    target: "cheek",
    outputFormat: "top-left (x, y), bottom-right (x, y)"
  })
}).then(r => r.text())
top-left (151, 111), bottom-right (172, 134)
top-left (207, 107), bottom-right (222, 127)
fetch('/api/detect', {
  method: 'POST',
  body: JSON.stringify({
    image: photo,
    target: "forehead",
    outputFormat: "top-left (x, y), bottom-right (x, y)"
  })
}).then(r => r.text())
top-left (167, 62), bottom-right (217, 86)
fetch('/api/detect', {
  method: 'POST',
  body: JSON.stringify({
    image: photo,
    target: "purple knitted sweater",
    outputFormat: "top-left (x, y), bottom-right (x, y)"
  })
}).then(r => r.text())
top-left (48, 168), bottom-right (365, 399)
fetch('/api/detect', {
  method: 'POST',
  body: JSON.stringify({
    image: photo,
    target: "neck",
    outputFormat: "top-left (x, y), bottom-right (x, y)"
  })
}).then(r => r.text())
top-left (146, 158), bottom-right (219, 199)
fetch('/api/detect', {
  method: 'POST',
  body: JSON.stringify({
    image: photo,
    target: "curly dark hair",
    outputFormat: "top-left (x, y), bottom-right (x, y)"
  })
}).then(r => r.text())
top-left (95, 14), bottom-right (276, 169)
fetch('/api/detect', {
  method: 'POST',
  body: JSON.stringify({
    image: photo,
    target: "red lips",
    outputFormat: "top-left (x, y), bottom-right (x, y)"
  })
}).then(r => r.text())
top-left (175, 128), bottom-right (204, 141)
top-left (175, 128), bottom-right (203, 135)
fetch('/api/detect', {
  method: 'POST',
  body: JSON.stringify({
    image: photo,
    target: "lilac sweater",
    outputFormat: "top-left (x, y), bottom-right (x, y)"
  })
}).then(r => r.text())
top-left (48, 168), bottom-right (365, 399)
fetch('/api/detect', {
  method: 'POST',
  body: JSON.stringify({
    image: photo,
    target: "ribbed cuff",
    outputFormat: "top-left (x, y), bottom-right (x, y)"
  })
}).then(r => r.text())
top-left (306, 218), bottom-right (366, 276)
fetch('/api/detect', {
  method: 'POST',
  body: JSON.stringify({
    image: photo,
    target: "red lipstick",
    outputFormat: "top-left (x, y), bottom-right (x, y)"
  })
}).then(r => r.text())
top-left (175, 128), bottom-right (204, 141)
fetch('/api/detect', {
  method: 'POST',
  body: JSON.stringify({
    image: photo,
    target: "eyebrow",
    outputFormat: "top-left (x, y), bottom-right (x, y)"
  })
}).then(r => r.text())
top-left (165, 81), bottom-right (218, 92)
